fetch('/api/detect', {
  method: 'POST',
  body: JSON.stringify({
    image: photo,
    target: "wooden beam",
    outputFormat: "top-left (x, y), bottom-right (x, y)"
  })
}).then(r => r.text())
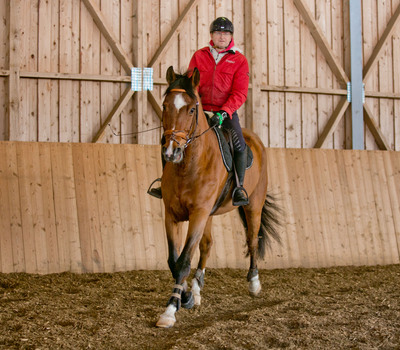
top-left (3, 70), bottom-right (172, 86)
top-left (82, 0), bottom-right (133, 73)
top-left (92, 87), bottom-right (134, 143)
top-left (363, 3), bottom-right (400, 82)
top-left (363, 103), bottom-right (390, 150)
top-left (147, 0), bottom-right (200, 67)
top-left (132, 0), bottom-right (150, 144)
top-left (314, 97), bottom-right (350, 148)
top-left (153, 77), bottom-right (168, 85)
top-left (246, 0), bottom-right (262, 132)
top-left (11, 71), bottom-right (400, 99)
top-left (20, 71), bottom-right (131, 83)
top-left (147, 92), bottom-right (162, 121)
top-left (8, 0), bottom-right (23, 141)
top-left (8, 69), bottom-right (20, 141)
top-left (293, 0), bottom-right (349, 85)
top-left (261, 85), bottom-right (347, 96)
top-left (365, 91), bottom-right (400, 99)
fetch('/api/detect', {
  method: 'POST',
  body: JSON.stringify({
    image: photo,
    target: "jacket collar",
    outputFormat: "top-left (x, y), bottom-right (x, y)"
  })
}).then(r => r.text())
top-left (209, 39), bottom-right (237, 53)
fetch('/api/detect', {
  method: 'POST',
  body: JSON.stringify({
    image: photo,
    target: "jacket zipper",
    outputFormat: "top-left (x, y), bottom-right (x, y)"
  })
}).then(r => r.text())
top-left (208, 49), bottom-right (230, 112)
top-left (211, 63), bottom-right (217, 111)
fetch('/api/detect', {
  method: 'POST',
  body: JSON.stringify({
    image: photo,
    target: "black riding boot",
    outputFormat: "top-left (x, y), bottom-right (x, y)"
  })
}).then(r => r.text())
top-left (147, 149), bottom-right (166, 199)
top-left (232, 148), bottom-right (249, 206)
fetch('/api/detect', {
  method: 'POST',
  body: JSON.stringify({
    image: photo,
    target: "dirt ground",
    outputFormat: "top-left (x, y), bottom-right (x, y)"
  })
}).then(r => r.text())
top-left (0, 264), bottom-right (399, 350)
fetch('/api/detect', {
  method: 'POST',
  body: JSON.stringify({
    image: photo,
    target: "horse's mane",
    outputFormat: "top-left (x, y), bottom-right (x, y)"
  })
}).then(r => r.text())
top-left (164, 70), bottom-right (197, 99)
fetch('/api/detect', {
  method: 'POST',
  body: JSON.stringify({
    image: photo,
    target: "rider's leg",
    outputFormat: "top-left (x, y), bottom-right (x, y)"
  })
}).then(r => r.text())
top-left (222, 112), bottom-right (249, 206)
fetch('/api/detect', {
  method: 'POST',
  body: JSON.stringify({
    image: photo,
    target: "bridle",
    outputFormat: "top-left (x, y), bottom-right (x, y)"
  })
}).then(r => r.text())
top-left (163, 88), bottom-right (215, 149)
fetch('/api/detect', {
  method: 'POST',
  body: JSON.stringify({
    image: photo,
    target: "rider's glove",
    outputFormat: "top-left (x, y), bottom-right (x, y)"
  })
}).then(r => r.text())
top-left (209, 110), bottom-right (229, 127)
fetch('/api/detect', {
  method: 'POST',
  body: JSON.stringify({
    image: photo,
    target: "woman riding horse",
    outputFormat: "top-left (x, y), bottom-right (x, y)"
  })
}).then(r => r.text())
top-left (148, 17), bottom-right (249, 206)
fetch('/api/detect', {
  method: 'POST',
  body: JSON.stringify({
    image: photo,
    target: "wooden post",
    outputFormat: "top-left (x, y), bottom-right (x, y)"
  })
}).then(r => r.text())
top-left (246, 1), bottom-right (263, 134)
top-left (8, 0), bottom-right (22, 141)
top-left (133, 1), bottom-right (148, 144)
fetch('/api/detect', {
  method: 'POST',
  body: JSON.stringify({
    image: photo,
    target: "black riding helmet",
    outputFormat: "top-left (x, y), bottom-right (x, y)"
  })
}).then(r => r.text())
top-left (209, 17), bottom-right (234, 33)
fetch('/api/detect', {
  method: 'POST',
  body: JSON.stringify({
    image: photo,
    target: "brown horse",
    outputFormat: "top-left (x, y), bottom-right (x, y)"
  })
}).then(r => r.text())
top-left (156, 66), bottom-right (281, 328)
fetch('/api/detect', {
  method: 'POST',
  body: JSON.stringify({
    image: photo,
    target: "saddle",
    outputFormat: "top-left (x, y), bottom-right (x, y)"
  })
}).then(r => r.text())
top-left (205, 111), bottom-right (253, 172)
top-left (212, 126), bottom-right (253, 172)
top-left (206, 113), bottom-right (253, 214)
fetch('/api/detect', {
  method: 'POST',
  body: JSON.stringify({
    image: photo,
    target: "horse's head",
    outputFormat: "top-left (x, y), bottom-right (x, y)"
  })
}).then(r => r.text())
top-left (161, 66), bottom-right (201, 164)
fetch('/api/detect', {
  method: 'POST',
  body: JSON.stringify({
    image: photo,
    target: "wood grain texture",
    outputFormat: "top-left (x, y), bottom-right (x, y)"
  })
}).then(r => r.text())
top-left (1, 0), bottom-right (400, 149)
top-left (0, 142), bottom-right (399, 273)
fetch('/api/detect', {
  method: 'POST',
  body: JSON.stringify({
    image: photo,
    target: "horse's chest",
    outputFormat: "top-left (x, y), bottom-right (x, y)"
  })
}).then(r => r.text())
top-left (167, 197), bottom-right (190, 221)
top-left (166, 184), bottom-right (206, 218)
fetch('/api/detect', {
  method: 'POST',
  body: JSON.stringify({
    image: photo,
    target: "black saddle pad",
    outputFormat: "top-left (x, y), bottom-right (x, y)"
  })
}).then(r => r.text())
top-left (212, 126), bottom-right (253, 172)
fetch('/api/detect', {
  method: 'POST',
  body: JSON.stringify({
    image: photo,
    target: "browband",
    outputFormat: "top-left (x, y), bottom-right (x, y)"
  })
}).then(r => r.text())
top-left (170, 88), bottom-right (186, 93)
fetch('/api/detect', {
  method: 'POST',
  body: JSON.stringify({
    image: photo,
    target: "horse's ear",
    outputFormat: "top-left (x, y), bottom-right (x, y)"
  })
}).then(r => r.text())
top-left (191, 68), bottom-right (200, 88)
top-left (166, 66), bottom-right (176, 85)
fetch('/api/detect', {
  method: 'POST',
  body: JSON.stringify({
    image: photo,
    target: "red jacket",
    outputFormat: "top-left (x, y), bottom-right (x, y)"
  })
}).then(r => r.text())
top-left (188, 43), bottom-right (249, 117)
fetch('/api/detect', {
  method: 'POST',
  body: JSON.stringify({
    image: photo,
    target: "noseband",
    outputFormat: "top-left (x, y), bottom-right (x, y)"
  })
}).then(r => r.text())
top-left (163, 88), bottom-right (199, 149)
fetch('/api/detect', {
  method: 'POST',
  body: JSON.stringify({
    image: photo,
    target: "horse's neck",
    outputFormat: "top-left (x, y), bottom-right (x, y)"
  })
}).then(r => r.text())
top-left (177, 119), bottom-right (214, 173)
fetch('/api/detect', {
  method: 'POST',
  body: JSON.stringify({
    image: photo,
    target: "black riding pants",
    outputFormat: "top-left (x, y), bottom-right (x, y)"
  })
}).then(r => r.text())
top-left (220, 111), bottom-right (246, 152)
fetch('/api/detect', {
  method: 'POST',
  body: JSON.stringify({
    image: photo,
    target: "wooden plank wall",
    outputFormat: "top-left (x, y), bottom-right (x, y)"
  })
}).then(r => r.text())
top-left (1, 0), bottom-right (400, 150)
top-left (0, 141), bottom-right (399, 274)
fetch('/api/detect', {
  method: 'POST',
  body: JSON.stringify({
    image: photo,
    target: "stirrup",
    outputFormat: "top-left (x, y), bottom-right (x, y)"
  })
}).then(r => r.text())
top-left (147, 178), bottom-right (162, 199)
top-left (232, 186), bottom-right (249, 206)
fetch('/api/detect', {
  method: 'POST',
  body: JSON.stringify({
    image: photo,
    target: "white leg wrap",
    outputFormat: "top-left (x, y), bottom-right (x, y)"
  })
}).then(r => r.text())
top-left (156, 304), bottom-right (177, 328)
top-left (248, 274), bottom-right (261, 296)
top-left (191, 278), bottom-right (201, 306)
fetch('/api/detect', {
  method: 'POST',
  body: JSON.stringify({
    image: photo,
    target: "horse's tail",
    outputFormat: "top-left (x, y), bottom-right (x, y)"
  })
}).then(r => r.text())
top-left (238, 194), bottom-right (283, 259)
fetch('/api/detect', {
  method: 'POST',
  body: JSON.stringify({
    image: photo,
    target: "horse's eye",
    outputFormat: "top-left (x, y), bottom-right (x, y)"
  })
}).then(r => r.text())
top-left (190, 107), bottom-right (195, 114)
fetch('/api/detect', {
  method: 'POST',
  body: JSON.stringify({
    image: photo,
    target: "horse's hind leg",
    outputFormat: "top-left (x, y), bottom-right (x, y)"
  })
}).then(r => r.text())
top-left (192, 217), bottom-right (213, 306)
top-left (243, 208), bottom-right (263, 296)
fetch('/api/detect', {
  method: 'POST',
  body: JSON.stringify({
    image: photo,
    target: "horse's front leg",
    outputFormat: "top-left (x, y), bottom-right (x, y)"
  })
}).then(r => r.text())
top-left (191, 216), bottom-right (213, 306)
top-left (156, 210), bottom-right (209, 328)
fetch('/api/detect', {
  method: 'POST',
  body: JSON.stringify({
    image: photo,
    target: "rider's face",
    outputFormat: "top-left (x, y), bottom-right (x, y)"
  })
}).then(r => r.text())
top-left (210, 31), bottom-right (232, 51)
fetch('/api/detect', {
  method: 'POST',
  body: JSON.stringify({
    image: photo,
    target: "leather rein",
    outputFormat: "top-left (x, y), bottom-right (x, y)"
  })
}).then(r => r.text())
top-left (163, 88), bottom-right (215, 148)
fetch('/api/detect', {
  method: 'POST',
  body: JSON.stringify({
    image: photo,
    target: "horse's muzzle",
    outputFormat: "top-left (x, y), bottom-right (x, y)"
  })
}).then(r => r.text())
top-left (162, 146), bottom-right (184, 164)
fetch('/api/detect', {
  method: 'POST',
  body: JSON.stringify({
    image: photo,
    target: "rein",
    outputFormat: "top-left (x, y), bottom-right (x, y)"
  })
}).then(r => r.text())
top-left (164, 88), bottom-right (216, 148)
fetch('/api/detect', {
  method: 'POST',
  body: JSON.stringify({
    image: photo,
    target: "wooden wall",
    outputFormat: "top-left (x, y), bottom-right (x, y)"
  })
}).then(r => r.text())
top-left (0, 141), bottom-right (399, 274)
top-left (1, 0), bottom-right (400, 150)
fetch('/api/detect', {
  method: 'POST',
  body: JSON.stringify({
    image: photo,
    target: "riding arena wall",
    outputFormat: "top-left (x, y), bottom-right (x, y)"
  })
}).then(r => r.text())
top-left (1, 0), bottom-right (400, 150)
top-left (1, 1), bottom-right (400, 273)
top-left (0, 142), bottom-right (399, 274)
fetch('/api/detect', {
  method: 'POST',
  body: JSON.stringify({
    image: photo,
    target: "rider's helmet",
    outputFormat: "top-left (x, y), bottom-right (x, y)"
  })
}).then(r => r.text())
top-left (209, 17), bottom-right (234, 33)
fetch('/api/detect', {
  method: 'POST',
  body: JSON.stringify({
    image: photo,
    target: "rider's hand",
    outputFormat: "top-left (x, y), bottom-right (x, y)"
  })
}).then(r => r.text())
top-left (209, 110), bottom-right (229, 127)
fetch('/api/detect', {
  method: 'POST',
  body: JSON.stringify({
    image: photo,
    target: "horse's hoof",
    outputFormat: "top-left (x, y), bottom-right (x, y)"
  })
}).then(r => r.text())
top-left (194, 294), bottom-right (201, 306)
top-left (191, 276), bottom-right (202, 306)
top-left (156, 314), bottom-right (176, 328)
top-left (249, 276), bottom-right (262, 296)
top-left (156, 305), bottom-right (176, 328)
top-left (181, 291), bottom-right (195, 309)
top-left (249, 283), bottom-right (261, 296)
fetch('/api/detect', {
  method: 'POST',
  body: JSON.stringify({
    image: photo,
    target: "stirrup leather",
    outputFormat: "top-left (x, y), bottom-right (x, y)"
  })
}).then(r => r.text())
top-left (147, 178), bottom-right (162, 199)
